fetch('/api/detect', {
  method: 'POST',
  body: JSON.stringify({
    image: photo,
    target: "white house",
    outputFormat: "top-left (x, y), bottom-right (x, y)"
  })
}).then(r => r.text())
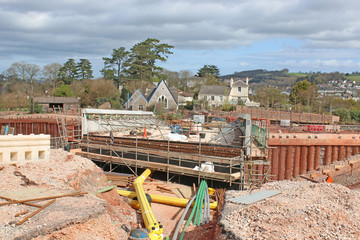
top-left (198, 78), bottom-right (260, 108)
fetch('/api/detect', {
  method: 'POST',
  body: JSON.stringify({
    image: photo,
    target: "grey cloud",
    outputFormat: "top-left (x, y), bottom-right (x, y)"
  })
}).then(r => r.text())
top-left (1, 0), bottom-right (360, 73)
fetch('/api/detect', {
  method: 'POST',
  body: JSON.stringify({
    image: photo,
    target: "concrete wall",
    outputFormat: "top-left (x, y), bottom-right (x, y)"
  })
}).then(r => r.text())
top-left (0, 134), bottom-right (50, 165)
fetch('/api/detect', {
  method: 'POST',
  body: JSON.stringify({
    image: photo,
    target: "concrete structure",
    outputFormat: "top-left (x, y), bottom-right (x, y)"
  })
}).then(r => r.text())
top-left (0, 134), bottom-right (50, 165)
top-left (81, 108), bottom-right (157, 136)
top-left (124, 80), bottom-right (178, 111)
top-left (33, 97), bottom-right (79, 112)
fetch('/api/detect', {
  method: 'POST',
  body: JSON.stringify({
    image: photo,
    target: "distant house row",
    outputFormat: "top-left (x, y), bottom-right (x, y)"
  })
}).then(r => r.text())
top-left (125, 77), bottom-right (260, 111)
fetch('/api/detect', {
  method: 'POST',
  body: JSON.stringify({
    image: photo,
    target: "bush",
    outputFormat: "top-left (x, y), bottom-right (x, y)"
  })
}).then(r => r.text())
top-left (54, 85), bottom-right (74, 97)
top-left (33, 101), bottom-right (43, 113)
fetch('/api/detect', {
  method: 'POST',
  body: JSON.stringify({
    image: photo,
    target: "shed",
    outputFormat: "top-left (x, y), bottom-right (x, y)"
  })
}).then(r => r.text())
top-left (33, 97), bottom-right (79, 112)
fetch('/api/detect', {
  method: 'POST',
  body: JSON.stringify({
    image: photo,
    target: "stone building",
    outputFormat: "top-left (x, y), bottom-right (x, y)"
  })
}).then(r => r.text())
top-left (33, 97), bottom-right (79, 112)
top-left (124, 80), bottom-right (178, 111)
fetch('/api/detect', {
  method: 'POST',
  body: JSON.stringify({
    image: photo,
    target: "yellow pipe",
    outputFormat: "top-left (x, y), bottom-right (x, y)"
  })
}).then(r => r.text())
top-left (117, 190), bottom-right (217, 210)
top-left (134, 169), bottom-right (163, 240)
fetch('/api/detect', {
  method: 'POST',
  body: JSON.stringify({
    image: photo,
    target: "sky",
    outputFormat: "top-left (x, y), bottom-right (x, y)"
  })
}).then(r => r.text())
top-left (1, 0), bottom-right (360, 78)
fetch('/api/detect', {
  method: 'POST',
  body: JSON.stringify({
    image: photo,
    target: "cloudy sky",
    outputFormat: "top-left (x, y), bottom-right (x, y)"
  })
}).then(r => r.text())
top-left (1, 0), bottom-right (360, 77)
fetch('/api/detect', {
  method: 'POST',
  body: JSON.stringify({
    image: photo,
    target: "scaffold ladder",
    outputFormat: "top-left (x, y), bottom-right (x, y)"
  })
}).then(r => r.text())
top-left (54, 106), bottom-right (69, 149)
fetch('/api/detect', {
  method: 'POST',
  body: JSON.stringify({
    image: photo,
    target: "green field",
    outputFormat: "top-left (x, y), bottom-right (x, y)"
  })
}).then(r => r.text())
top-left (347, 75), bottom-right (360, 82)
top-left (288, 72), bottom-right (308, 77)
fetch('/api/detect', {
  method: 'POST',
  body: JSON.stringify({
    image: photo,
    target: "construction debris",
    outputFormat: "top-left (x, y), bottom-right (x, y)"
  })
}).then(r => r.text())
top-left (221, 180), bottom-right (360, 239)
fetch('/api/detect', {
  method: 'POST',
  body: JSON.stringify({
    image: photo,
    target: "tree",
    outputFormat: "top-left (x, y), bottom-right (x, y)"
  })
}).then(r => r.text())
top-left (53, 84), bottom-right (74, 97)
top-left (42, 63), bottom-right (62, 89)
top-left (80, 78), bottom-right (120, 107)
top-left (101, 47), bottom-right (130, 88)
top-left (255, 86), bottom-right (286, 108)
top-left (75, 59), bottom-right (93, 80)
top-left (290, 80), bottom-right (317, 106)
top-left (4, 61), bottom-right (40, 112)
top-left (126, 38), bottom-right (174, 82)
top-left (58, 59), bottom-right (77, 84)
top-left (197, 65), bottom-right (220, 78)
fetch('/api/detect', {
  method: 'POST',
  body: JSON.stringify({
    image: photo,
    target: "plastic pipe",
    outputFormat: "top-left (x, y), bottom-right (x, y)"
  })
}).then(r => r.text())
top-left (134, 169), bottom-right (163, 240)
top-left (179, 181), bottom-right (204, 240)
top-left (117, 190), bottom-right (217, 210)
top-left (179, 181), bottom-right (206, 240)
top-left (171, 194), bottom-right (197, 240)
top-left (195, 181), bottom-right (206, 226)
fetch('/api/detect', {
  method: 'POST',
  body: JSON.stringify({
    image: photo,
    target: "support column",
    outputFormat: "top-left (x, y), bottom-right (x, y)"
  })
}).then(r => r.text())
top-left (271, 147), bottom-right (279, 180)
top-left (307, 146), bottom-right (315, 172)
top-left (285, 146), bottom-right (293, 180)
top-left (278, 146), bottom-right (286, 180)
top-left (346, 146), bottom-right (352, 159)
top-left (338, 146), bottom-right (345, 162)
top-left (293, 146), bottom-right (301, 177)
top-left (300, 146), bottom-right (308, 175)
top-left (314, 146), bottom-right (321, 170)
top-left (324, 146), bottom-right (332, 165)
top-left (332, 146), bottom-right (338, 162)
top-left (352, 146), bottom-right (358, 156)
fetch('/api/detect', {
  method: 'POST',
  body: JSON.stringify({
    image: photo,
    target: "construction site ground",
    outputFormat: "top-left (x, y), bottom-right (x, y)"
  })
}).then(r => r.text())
top-left (2, 150), bottom-right (360, 239)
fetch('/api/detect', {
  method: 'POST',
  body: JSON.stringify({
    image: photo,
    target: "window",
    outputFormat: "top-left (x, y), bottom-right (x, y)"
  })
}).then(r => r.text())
top-left (219, 96), bottom-right (223, 101)
top-left (158, 95), bottom-right (168, 108)
top-left (211, 96), bottom-right (215, 101)
top-left (138, 105), bottom-right (144, 111)
top-left (238, 87), bottom-right (242, 92)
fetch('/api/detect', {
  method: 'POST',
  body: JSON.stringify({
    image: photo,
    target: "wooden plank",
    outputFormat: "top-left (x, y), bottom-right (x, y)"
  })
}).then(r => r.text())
top-left (76, 151), bottom-right (240, 181)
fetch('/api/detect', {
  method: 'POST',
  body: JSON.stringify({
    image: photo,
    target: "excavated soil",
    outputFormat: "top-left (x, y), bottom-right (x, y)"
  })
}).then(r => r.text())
top-left (0, 149), bottom-right (137, 240)
top-left (221, 180), bottom-right (360, 240)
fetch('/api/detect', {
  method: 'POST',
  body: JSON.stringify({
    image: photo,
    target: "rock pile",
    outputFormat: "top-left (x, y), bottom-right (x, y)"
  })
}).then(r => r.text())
top-left (0, 149), bottom-right (137, 240)
top-left (221, 181), bottom-right (360, 240)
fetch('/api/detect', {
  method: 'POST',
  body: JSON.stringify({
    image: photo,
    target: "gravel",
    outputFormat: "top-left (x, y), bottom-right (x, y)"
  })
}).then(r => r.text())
top-left (221, 180), bottom-right (360, 240)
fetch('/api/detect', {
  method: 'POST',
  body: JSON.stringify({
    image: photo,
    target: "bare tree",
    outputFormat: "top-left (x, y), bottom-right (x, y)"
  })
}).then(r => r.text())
top-left (42, 63), bottom-right (62, 89)
top-left (4, 61), bottom-right (40, 112)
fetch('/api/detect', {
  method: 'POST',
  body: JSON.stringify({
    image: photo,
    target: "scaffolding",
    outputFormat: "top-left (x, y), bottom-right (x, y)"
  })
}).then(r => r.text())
top-left (77, 109), bottom-right (270, 189)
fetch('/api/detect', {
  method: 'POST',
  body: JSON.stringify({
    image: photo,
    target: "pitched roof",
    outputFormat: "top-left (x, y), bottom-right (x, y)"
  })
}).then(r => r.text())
top-left (123, 89), bottom-right (148, 107)
top-left (199, 85), bottom-right (229, 95)
top-left (33, 97), bottom-right (79, 104)
top-left (147, 80), bottom-right (178, 104)
top-left (232, 80), bottom-right (248, 87)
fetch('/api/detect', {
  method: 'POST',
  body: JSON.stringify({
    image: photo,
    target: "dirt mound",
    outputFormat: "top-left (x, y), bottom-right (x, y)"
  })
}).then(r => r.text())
top-left (221, 181), bottom-right (360, 240)
top-left (0, 149), bottom-right (137, 240)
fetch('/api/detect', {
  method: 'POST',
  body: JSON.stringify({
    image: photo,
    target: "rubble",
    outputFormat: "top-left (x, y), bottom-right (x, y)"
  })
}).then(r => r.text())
top-left (0, 149), bottom-right (137, 240)
top-left (221, 181), bottom-right (360, 240)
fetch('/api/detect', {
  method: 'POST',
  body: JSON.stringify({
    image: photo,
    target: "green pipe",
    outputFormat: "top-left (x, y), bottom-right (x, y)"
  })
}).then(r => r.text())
top-left (179, 181), bottom-right (206, 240)
top-left (194, 181), bottom-right (206, 225)
top-left (196, 181), bottom-right (207, 226)
top-left (192, 181), bottom-right (204, 226)
top-left (97, 185), bottom-right (116, 194)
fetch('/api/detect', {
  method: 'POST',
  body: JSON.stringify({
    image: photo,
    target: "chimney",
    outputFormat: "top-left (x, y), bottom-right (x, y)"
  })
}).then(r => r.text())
top-left (230, 78), bottom-right (233, 87)
top-left (246, 77), bottom-right (249, 85)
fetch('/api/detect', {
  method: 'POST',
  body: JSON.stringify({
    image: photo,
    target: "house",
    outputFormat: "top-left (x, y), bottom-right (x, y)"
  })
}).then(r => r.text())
top-left (124, 80), bottom-right (178, 111)
top-left (33, 97), bottom-right (79, 112)
top-left (177, 90), bottom-right (193, 106)
top-left (198, 78), bottom-right (260, 108)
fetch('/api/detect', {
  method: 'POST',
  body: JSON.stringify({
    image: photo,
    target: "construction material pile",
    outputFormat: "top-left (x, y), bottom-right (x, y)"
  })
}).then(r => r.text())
top-left (221, 181), bottom-right (360, 240)
top-left (0, 149), bottom-right (137, 239)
